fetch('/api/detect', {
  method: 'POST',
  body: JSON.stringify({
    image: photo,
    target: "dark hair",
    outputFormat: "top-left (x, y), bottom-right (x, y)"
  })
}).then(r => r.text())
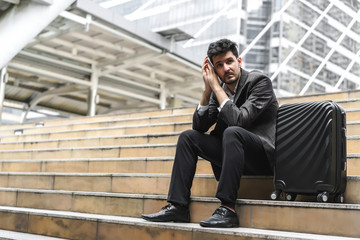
top-left (207, 39), bottom-right (239, 62)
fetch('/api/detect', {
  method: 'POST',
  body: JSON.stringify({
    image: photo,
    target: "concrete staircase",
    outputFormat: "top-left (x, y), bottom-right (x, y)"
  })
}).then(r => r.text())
top-left (0, 91), bottom-right (360, 239)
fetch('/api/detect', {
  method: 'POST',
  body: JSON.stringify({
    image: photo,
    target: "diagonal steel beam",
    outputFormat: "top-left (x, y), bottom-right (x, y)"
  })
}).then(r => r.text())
top-left (0, 0), bottom-right (75, 69)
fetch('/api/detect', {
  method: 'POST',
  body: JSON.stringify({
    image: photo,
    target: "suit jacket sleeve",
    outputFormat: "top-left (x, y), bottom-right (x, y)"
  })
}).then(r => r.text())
top-left (218, 75), bottom-right (275, 128)
top-left (192, 92), bottom-right (220, 133)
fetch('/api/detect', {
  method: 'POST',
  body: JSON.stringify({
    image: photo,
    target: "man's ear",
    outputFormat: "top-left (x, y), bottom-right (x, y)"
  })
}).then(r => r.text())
top-left (237, 57), bottom-right (242, 68)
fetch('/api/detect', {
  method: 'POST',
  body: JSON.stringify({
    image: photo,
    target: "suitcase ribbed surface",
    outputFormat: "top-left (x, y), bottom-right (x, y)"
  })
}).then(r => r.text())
top-left (275, 101), bottom-right (339, 193)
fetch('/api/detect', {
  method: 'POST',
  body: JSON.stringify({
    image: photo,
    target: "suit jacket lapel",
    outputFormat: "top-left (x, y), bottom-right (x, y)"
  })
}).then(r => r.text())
top-left (234, 68), bottom-right (248, 103)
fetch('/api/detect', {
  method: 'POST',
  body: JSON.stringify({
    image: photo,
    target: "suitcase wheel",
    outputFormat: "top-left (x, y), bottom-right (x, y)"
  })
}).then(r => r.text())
top-left (317, 192), bottom-right (329, 202)
top-left (334, 194), bottom-right (344, 203)
top-left (285, 193), bottom-right (297, 201)
top-left (270, 190), bottom-right (281, 200)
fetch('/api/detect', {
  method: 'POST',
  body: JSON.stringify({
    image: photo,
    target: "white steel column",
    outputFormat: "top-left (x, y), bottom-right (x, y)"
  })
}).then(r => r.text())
top-left (236, 0), bottom-right (243, 48)
top-left (0, 67), bottom-right (8, 124)
top-left (160, 83), bottom-right (167, 110)
top-left (88, 65), bottom-right (99, 116)
top-left (0, 0), bottom-right (76, 69)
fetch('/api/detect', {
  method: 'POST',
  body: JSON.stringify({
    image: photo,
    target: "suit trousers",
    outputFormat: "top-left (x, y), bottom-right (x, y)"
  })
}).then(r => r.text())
top-left (167, 126), bottom-right (272, 207)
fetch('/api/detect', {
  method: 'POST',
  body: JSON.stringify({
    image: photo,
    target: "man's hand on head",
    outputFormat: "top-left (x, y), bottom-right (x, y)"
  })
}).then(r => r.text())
top-left (203, 56), bottom-right (221, 92)
top-left (201, 56), bottom-right (228, 107)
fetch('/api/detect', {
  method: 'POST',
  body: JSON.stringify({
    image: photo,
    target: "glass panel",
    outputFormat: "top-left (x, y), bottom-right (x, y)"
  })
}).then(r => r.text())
top-left (305, 82), bottom-right (326, 94)
top-left (351, 21), bottom-right (360, 35)
top-left (315, 19), bottom-right (342, 42)
top-left (287, 51), bottom-right (321, 76)
top-left (311, 0), bottom-right (328, 11)
top-left (285, 1), bottom-right (320, 27)
top-left (339, 78), bottom-right (357, 90)
top-left (339, 0), bottom-right (360, 12)
top-left (318, 68), bottom-right (341, 86)
top-left (282, 21), bottom-right (307, 43)
top-left (340, 36), bottom-right (360, 53)
top-left (303, 34), bottom-right (330, 58)
top-left (329, 51), bottom-right (351, 69)
top-left (328, 6), bottom-right (352, 26)
top-left (350, 62), bottom-right (360, 76)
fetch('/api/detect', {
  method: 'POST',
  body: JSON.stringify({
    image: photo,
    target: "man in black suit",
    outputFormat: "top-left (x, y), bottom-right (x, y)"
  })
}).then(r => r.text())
top-left (142, 39), bottom-right (278, 228)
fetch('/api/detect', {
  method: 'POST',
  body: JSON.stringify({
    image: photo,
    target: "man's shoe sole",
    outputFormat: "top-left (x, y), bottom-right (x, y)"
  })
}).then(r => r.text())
top-left (199, 221), bottom-right (239, 228)
top-left (141, 215), bottom-right (190, 223)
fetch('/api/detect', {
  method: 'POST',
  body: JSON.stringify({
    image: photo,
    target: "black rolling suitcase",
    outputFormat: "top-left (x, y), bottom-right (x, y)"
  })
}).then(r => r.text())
top-left (271, 101), bottom-right (347, 203)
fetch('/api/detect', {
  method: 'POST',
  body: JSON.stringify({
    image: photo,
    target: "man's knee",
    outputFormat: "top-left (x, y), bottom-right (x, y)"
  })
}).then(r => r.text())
top-left (223, 126), bottom-right (246, 144)
top-left (179, 129), bottom-right (198, 139)
top-left (178, 129), bottom-right (200, 144)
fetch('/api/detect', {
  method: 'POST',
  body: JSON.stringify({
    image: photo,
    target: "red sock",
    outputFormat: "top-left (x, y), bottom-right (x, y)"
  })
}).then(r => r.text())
top-left (221, 204), bottom-right (236, 213)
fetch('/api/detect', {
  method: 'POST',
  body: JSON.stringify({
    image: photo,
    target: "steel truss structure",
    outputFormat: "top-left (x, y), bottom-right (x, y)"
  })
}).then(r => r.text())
top-left (0, 0), bottom-right (203, 124)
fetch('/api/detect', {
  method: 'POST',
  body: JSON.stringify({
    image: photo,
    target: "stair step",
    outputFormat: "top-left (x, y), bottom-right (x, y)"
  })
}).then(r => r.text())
top-left (0, 155), bottom-right (359, 175)
top-left (0, 144), bottom-right (178, 159)
top-left (0, 187), bottom-right (358, 218)
top-left (0, 173), bottom-right (273, 200)
top-left (0, 201), bottom-right (359, 239)
top-left (0, 229), bottom-right (67, 240)
top-left (0, 133), bottom-right (181, 150)
top-left (347, 121), bottom-right (360, 136)
top-left (347, 136), bottom-right (360, 154)
top-left (346, 109), bottom-right (360, 122)
top-left (0, 173), bottom-right (359, 203)
top-left (0, 108), bottom-right (194, 131)
top-left (348, 154), bottom-right (360, 175)
top-left (0, 157), bottom-right (212, 174)
top-left (278, 90), bottom-right (360, 105)
top-left (0, 122), bottom-right (192, 143)
top-left (0, 114), bottom-right (193, 136)
top-left (335, 98), bottom-right (360, 109)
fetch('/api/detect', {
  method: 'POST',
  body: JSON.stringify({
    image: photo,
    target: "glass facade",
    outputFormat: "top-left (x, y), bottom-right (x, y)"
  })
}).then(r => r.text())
top-left (94, 0), bottom-right (248, 64)
top-left (95, 0), bottom-right (360, 96)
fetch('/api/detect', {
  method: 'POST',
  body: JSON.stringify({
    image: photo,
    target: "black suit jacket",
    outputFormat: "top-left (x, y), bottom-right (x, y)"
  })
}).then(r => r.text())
top-left (192, 69), bottom-right (278, 179)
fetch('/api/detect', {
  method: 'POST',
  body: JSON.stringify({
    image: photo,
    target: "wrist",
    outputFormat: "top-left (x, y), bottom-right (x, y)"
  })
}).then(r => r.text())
top-left (203, 89), bottom-right (212, 98)
top-left (200, 90), bottom-right (211, 106)
top-left (211, 84), bottom-right (223, 94)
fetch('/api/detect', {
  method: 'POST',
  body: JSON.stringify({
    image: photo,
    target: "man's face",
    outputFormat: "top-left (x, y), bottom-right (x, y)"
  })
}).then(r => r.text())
top-left (212, 51), bottom-right (242, 85)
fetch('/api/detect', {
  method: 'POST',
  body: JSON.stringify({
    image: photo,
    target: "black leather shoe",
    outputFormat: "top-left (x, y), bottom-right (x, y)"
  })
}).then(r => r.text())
top-left (141, 204), bottom-right (190, 223)
top-left (200, 206), bottom-right (239, 228)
